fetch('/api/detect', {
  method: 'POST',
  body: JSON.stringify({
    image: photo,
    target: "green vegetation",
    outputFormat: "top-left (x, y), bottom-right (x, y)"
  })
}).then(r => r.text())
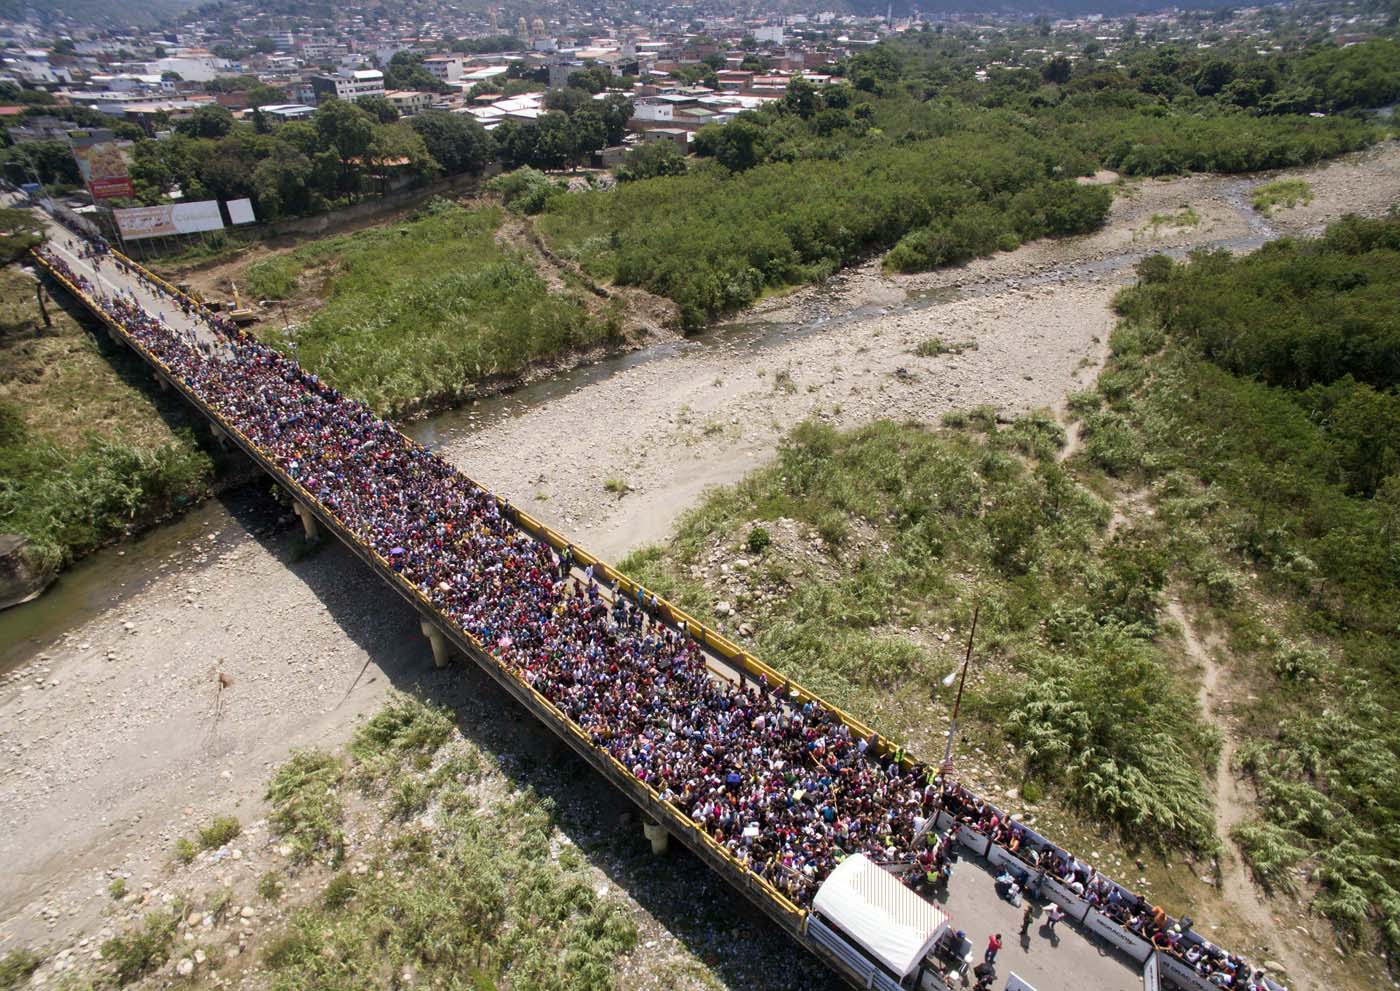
top-left (1101, 217), bottom-right (1400, 954)
top-left (915, 337), bottom-right (978, 357)
top-left (258, 871), bottom-right (284, 903)
top-left (102, 911), bottom-right (178, 985)
top-left (0, 208), bottom-right (44, 266)
top-left (242, 254), bottom-right (301, 300)
top-left (1251, 178), bottom-right (1315, 215)
top-left (265, 748), bottom-right (345, 864)
top-left (248, 200), bottom-right (609, 414)
top-left (532, 32), bottom-right (1385, 329)
top-left (0, 950), bottom-right (40, 991)
top-left (108, 877), bottom-right (127, 900)
top-left (620, 412), bottom-right (1217, 852)
top-left (197, 814), bottom-right (241, 850)
top-left (746, 525), bottom-right (771, 555)
top-left (0, 265), bottom-right (214, 579)
top-left (256, 696), bottom-right (637, 991)
top-left (173, 836), bottom-right (196, 865)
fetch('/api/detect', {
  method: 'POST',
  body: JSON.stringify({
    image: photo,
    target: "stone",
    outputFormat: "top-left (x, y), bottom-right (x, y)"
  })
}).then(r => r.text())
top-left (1262, 961), bottom-right (1286, 974)
top-left (194, 949), bottom-right (207, 965)
top-left (176, 958), bottom-right (195, 977)
top-left (714, 601), bottom-right (731, 618)
top-left (239, 906), bottom-right (255, 919)
top-left (187, 912), bottom-right (203, 928)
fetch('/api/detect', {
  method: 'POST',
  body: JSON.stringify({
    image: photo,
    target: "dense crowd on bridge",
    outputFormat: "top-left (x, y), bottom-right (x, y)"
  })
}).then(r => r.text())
top-left (35, 235), bottom-right (1285, 990)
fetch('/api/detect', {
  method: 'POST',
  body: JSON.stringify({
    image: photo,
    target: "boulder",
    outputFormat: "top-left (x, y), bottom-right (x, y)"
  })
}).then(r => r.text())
top-left (0, 534), bottom-right (52, 611)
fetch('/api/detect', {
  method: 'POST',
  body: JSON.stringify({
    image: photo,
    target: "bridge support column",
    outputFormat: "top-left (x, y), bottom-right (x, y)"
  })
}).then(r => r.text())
top-left (209, 423), bottom-right (228, 449)
top-left (152, 371), bottom-right (169, 391)
top-left (642, 818), bottom-right (669, 856)
top-left (419, 617), bottom-right (452, 669)
top-left (292, 500), bottom-right (319, 542)
top-left (105, 327), bottom-right (124, 348)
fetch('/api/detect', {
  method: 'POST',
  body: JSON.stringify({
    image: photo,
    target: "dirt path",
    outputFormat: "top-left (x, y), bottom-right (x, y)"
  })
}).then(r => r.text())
top-left (1168, 599), bottom-right (1318, 989)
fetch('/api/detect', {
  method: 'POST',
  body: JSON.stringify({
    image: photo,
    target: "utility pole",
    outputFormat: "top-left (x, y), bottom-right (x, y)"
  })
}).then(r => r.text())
top-left (939, 602), bottom-right (979, 782)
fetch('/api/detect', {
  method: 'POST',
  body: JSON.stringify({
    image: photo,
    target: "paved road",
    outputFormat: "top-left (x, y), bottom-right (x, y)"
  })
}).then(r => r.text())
top-left (939, 855), bottom-right (1142, 991)
top-left (22, 199), bottom-right (220, 351)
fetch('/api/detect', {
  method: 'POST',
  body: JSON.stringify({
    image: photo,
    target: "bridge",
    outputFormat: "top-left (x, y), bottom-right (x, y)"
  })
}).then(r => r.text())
top-left (28, 212), bottom-right (1281, 991)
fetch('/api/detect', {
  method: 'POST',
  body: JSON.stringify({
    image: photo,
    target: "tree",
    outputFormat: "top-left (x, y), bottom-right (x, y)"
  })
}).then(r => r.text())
top-left (598, 94), bottom-right (634, 146)
top-left (177, 105), bottom-right (235, 139)
top-left (246, 84), bottom-right (286, 109)
top-left (314, 99), bottom-right (375, 160)
top-left (408, 110), bottom-right (494, 176)
top-left (1041, 56), bottom-right (1073, 86)
top-left (0, 206), bottom-right (44, 265)
top-left (357, 95), bottom-right (400, 123)
top-left (543, 86), bottom-right (593, 115)
top-left (781, 77), bottom-right (823, 119)
top-left (615, 140), bottom-right (687, 183)
top-left (693, 116), bottom-right (770, 171)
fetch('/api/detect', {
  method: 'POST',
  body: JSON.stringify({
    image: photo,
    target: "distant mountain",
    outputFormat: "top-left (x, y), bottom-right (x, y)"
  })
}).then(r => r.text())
top-left (0, 0), bottom-right (200, 27)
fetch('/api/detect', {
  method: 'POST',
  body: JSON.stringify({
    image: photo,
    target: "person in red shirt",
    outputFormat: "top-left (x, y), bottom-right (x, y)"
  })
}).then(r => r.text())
top-left (985, 932), bottom-right (1003, 964)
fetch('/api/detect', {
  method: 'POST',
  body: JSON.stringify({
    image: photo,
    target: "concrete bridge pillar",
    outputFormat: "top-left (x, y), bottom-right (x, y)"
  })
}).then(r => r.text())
top-left (642, 818), bottom-right (669, 855)
top-left (209, 423), bottom-right (228, 449)
top-left (292, 500), bottom-right (319, 542)
top-left (152, 371), bottom-right (169, 391)
top-left (105, 326), bottom-right (124, 347)
top-left (419, 617), bottom-right (452, 669)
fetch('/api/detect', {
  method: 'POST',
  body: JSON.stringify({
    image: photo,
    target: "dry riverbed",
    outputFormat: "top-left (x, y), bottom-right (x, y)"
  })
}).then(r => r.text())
top-left (2, 142), bottom-right (1398, 990)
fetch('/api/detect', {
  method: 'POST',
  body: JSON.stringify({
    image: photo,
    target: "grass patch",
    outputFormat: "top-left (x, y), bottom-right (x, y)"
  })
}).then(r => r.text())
top-left (258, 871), bottom-right (284, 902)
top-left (108, 877), bottom-right (127, 900)
top-left (243, 254), bottom-right (301, 300)
top-left (255, 200), bottom-right (606, 415)
top-left (1144, 205), bottom-right (1201, 232)
top-left (197, 814), bottom-right (241, 850)
top-left (266, 748), bottom-right (345, 864)
top-left (0, 950), bottom-right (40, 991)
top-left (1251, 178), bottom-right (1314, 215)
top-left (102, 911), bottom-right (178, 986)
top-left (0, 266), bottom-right (214, 580)
top-left (173, 837), bottom-right (196, 865)
top-left (252, 697), bottom-right (637, 991)
top-left (602, 477), bottom-right (629, 496)
top-left (914, 337), bottom-right (978, 357)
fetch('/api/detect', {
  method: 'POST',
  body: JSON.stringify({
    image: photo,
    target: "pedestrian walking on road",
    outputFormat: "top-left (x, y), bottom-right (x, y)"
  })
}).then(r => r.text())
top-left (985, 933), bottom-right (1002, 965)
top-left (1046, 904), bottom-right (1065, 934)
top-left (1020, 902), bottom-right (1035, 936)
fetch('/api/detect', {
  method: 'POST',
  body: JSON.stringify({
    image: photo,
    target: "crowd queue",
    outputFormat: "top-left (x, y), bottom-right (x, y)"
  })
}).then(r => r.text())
top-left (36, 235), bottom-right (1284, 991)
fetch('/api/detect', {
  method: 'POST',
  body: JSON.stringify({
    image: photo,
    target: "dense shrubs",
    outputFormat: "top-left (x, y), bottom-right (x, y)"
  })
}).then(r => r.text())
top-left (1103, 216), bottom-right (1400, 954)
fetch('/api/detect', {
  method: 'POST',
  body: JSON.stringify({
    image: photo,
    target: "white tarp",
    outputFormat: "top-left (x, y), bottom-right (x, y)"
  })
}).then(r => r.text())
top-left (812, 854), bottom-right (949, 979)
top-left (227, 198), bottom-right (257, 225)
top-left (115, 200), bottom-right (224, 240)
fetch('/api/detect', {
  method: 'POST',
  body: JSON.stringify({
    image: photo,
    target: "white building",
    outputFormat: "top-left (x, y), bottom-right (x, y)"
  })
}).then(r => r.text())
top-left (335, 68), bottom-right (384, 101)
top-left (423, 55), bottom-right (463, 83)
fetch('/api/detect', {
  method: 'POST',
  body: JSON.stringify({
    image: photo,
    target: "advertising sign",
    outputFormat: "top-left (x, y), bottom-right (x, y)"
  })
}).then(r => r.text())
top-left (1084, 910), bottom-right (1153, 963)
top-left (115, 201), bottom-right (225, 241)
top-left (227, 198), bottom-right (257, 225)
top-left (69, 131), bottom-right (135, 200)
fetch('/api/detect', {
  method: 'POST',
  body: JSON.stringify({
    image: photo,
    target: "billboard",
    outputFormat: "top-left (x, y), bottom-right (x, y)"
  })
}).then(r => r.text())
top-left (227, 198), bottom-right (257, 225)
top-left (115, 201), bottom-right (225, 241)
top-left (69, 131), bottom-right (135, 201)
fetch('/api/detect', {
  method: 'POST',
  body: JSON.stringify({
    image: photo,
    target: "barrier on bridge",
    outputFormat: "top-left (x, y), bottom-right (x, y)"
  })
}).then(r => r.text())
top-left (1085, 908), bottom-right (1154, 964)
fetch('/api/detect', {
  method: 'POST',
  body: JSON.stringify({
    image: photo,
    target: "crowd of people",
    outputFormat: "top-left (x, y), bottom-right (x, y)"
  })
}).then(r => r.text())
top-left (34, 235), bottom-right (1284, 989)
top-left (943, 784), bottom-right (1281, 990)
